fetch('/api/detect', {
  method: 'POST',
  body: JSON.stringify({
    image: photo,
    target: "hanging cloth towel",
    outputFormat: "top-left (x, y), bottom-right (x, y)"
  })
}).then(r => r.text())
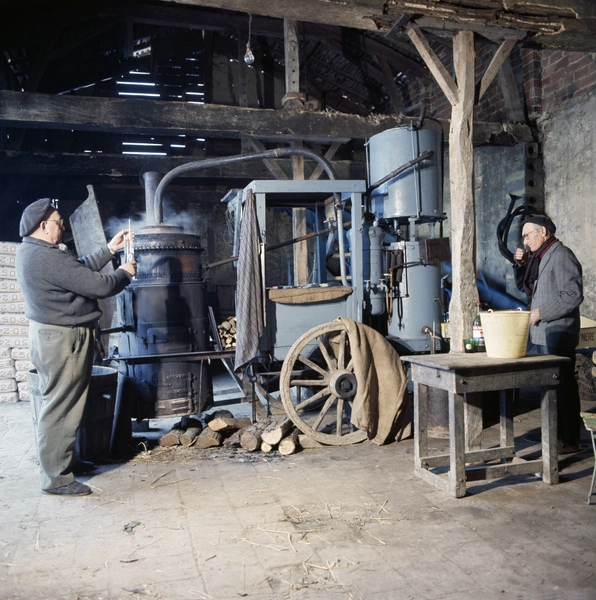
top-left (234, 189), bottom-right (264, 371)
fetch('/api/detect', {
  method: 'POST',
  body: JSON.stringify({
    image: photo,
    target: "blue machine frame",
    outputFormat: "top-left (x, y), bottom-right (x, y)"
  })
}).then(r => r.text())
top-left (226, 179), bottom-right (367, 361)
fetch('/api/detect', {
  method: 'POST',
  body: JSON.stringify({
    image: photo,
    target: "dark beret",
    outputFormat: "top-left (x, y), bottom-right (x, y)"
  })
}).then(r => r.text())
top-left (19, 198), bottom-right (55, 237)
top-left (523, 213), bottom-right (556, 235)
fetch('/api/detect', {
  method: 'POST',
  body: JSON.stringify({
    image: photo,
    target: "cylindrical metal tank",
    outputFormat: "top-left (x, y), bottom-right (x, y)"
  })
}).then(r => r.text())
top-left (368, 123), bottom-right (442, 223)
top-left (117, 225), bottom-right (213, 419)
top-left (367, 225), bottom-right (385, 316)
top-left (386, 240), bottom-right (443, 353)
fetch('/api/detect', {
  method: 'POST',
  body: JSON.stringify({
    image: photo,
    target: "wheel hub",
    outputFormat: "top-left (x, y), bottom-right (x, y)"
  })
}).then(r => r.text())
top-left (329, 370), bottom-right (357, 399)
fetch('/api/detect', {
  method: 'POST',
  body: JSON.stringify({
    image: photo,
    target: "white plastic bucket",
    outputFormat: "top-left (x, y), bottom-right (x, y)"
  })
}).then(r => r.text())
top-left (481, 308), bottom-right (530, 359)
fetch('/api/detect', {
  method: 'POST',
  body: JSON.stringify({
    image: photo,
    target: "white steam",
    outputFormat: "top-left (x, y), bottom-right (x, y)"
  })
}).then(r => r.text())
top-left (104, 202), bottom-right (200, 238)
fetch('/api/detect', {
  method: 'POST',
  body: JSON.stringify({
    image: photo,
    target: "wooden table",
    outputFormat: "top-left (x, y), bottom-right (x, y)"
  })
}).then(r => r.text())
top-left (401, 353), bottom-right (568, 498)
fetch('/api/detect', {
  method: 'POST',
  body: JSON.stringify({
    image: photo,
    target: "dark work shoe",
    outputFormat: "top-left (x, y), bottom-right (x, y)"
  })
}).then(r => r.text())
top-left (72, 459), bottom-right (96, 474)
top-left (558, 442), bottom-right (580, 455)
top-left (43, 481), bottom-right (92, 496)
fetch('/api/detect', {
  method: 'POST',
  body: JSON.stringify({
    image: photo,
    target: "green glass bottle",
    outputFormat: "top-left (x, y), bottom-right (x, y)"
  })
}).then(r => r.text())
top-left (473, 302), bottom-right (486, 352)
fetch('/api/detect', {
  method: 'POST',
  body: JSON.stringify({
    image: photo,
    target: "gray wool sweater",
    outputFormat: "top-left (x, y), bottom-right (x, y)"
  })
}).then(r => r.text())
top-left (16, 237), bottom-right (132, 327)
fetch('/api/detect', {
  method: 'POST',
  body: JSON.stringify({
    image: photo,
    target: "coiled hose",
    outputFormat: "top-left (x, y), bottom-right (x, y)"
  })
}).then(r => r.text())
top-left (496, 195), bottom-right (542, 264)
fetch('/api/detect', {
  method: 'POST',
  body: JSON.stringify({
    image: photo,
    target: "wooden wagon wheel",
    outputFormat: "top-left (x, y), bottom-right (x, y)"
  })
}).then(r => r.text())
top-left (280, 321), bottom-right (367, 445)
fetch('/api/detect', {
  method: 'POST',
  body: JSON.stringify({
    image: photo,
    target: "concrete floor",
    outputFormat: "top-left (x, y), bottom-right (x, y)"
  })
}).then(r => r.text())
top-left (1, 378), bottom-right (596, 600)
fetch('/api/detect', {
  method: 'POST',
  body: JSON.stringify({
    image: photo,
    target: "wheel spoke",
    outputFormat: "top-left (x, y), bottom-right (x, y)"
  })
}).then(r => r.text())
top-left (336, 398), bottom-right (345, 435)
top-left (316, 336), bottom-right (337, 370)
top-left (297, 354), bottom-right (329, 377)
top-left (312, 395), bottom-right (337, 432)
top-left (294, 386), bottom-right (330, 412)
top-left (280, 321), bottom-right (367, 446)
top-left (290, 379), bottom-right (327, 387)
top-left (337, 330), bottom-right (347, 369)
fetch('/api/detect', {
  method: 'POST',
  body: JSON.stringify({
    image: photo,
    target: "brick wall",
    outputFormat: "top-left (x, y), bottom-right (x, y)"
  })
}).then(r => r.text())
top-left (406, 41), bottom-right (595, 123)
top-left (540, 49), bottom-right (596, 114)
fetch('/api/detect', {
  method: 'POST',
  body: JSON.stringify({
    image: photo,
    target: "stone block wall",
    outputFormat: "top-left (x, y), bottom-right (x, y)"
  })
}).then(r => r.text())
top-left (541, 91), bottom-right (596, 319)
top-left (0, 242), bottom-right (32, 403)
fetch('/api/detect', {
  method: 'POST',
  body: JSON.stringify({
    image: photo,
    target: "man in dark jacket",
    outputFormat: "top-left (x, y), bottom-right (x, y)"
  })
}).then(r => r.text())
top-left (16, 198), bottom-right (136, 495)
top-left (514, 213), bottom-right (583, 453)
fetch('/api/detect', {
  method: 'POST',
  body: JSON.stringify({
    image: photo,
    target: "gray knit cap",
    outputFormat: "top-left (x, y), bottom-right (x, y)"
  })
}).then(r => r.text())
top-left (19, 198), bottom-right (56, 237)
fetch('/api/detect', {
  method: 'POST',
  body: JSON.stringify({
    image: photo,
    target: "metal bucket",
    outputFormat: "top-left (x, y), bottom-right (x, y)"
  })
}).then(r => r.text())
top-left (481, 309), bottom-right (530, 359)
top-left (28, 366), bottom-right (118, 462)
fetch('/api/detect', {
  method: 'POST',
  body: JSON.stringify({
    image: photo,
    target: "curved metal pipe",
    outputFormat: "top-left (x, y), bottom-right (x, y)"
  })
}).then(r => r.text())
top-left (334, 194), bottom-right (349, 286)
top-left (368, 151), bottom-right (433, 193)
top-left (153, 148), bottom-right (336, 224)
top-left (396, 102), bottom-right (426, 129)
top-left (142, 171), bottom-right (161, 225)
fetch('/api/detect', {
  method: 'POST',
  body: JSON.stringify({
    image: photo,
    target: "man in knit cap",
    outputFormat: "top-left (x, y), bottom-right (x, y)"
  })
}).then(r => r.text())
top-left (16, 198), bottom-right (136, 495)
top-left (514, 213), bottom-right (583, 454)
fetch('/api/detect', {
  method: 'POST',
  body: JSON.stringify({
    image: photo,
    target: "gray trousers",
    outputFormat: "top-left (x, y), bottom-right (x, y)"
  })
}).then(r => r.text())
top-left (29, 320), bottom-right (95, 490)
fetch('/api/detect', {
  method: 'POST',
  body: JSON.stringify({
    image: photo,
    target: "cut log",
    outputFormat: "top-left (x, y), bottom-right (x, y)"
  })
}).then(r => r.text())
top-left (208, 417), bottom-right (252, 433)
top-left (159, 428), bottom-right (184, 447)
top-left (194, 428), bottom-right (223, 449)
top-left (222, 427), bottom-right (247, 447)
top-left (204, 409), bottom-right (234, 424)
top-left (240, 418), bottom-right (273, 451)
top-left (278, 429), bottom-right (300, 455)
top-left (261, 417), bottom-right (293, 446)
top-left (298, 434), bottom-right (324, 449)
top-left (179, 416), bottom-right (203, 430)
top-left (260, 441), bottom-right (274, 453)
top-left (180, 426), bottom-right (203, 446)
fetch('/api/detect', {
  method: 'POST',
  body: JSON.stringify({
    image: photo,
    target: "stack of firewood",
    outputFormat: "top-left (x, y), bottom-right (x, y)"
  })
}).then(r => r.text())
top-left (158, 411), bottom-right (318, 456)
top-left (217, 316), bottom-right (237, 349)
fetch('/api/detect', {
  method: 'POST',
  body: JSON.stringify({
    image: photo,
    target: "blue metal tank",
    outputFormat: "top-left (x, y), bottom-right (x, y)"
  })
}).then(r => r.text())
top-left (368, 122), bottom-right (443, 223)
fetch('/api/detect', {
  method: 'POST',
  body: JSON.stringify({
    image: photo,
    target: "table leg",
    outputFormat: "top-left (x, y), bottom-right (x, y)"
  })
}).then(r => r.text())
top-left (499, 389), bottom-right (514, 450)
top-left (414, 382), bottom-right (429, 468)
top-left (464, 392), bottom-right (483, 452)
top-left (449, 391), bottom-right (466, 497)
top-left (541, 385), bottom-right (559, 484)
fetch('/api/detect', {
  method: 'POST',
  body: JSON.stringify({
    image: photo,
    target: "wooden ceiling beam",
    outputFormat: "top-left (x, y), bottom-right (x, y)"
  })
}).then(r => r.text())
top-left (160, 0), bottom-right (596, 52)
top-left (0, 90), bottom-right (533, 145)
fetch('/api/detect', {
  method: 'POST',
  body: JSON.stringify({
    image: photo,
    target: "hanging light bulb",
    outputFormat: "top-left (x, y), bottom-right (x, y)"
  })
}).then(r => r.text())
top-left (244, 43), bottom-right (255, 65)
top-left (244, 13), bottom-right (254, 65)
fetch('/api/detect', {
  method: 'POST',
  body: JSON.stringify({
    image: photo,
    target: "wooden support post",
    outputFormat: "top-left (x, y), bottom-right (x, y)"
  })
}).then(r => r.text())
top-left (309, 142), bottom-right (342, 181)
top-left (477, 37), bottom-right (519, 101)
top-left (449, 31), bottom-right (478, 352)
top-left (406, 26), bottom-right (477, 351)
top-left (498, 58), bottom-right (526, 123)
top-left (283, 19), bottom-right (304, 109)
top-left (283, 18), bottom-right (309, 286)
top-left (448, 31), bottom-right (477, 352)
top-left (247, 137), bottom-right (289, 180)
top-left (407, 28), bottom-right (519, 352)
